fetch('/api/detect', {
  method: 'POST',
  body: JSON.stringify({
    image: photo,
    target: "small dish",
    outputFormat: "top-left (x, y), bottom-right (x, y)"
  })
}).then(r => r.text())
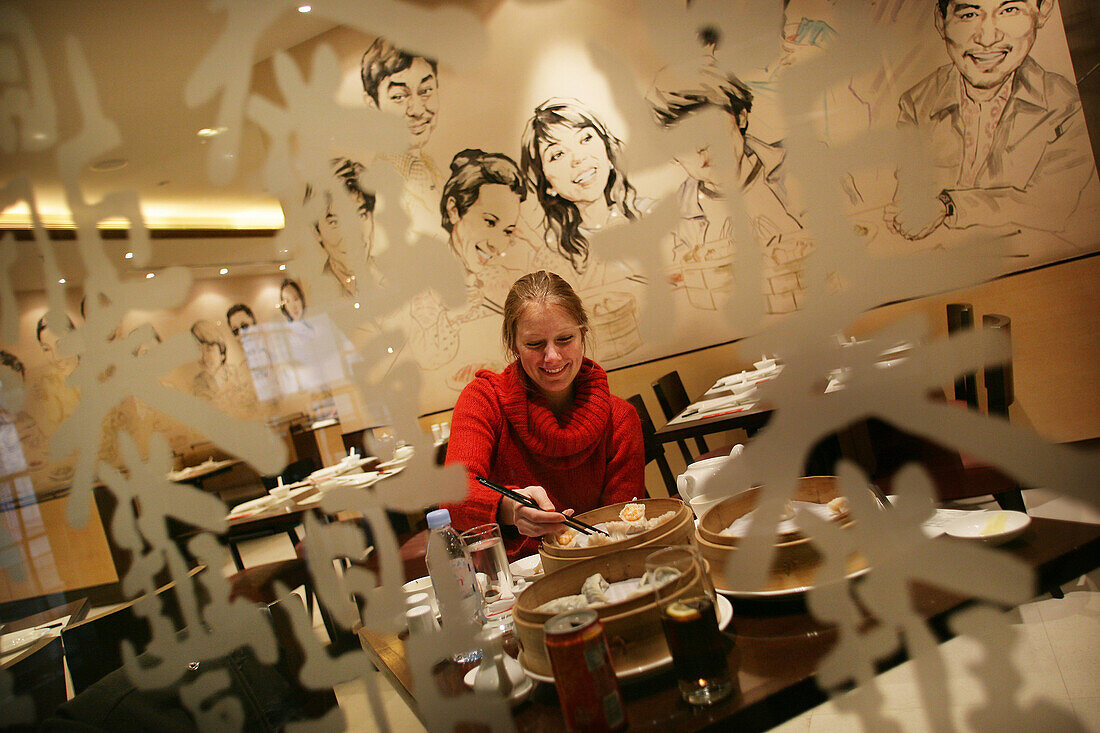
top-left (508, 554), bottom-right (544, 580)
top-left (944, 510), bottom-right (1031, 545)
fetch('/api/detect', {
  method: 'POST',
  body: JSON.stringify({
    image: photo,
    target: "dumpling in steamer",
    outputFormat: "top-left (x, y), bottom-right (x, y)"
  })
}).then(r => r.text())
top-left (581, 573), bottom-right (611, 605)
top-left (619, 503), bottom-right (646, 522)
top-left (536, 594), bottom-right (589, 614)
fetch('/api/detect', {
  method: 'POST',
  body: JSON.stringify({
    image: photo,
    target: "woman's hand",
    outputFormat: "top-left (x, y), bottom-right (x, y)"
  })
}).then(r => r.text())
top-left (499, 485), bottom-right (575, 538)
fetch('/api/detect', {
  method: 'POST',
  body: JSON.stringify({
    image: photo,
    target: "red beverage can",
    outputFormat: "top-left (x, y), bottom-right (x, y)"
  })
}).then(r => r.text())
top-left (544, 610), bottom-right (626, 732)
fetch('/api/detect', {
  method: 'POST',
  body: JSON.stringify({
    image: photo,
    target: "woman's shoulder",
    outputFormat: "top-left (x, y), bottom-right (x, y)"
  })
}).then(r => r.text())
top-left (454, 363), bottom-right (517, 411)
top-left (607, 393), bottom-right (641, 424)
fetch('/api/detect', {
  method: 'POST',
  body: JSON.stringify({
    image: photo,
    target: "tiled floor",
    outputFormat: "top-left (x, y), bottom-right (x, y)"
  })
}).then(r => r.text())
top-left (95, 487), bottom-right (1096, 732)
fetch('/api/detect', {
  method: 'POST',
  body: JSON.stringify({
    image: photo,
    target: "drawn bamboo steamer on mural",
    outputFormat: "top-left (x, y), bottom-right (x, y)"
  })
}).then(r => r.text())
top-left (763, 235), bottom-right (813, 315)
top-left (675, 258), bottom-right (735, 311)
top-left (589, 291), bottom-right (641, 362)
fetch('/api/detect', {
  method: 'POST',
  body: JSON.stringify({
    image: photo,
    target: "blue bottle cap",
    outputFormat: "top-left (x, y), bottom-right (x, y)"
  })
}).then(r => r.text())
top-left (426, 508), bottom-right (451, 530)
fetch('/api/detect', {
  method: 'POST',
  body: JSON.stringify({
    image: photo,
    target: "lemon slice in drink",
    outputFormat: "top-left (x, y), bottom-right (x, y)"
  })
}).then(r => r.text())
top-left (666, 601), bottom-right (701, 621)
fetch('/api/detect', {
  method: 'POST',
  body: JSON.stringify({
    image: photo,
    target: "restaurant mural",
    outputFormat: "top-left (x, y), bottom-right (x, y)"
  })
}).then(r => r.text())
top-left (1, 0), bottom-right (1098, 730)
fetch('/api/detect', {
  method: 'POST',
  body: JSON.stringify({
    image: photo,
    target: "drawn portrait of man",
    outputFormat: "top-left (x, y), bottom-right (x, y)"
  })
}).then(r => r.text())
top-left (886, 0), bottom-right (1095, 241)
top-left (361, 37), bottom-right (443, 233)
top-left (226, 303), bottom-right (257, 340)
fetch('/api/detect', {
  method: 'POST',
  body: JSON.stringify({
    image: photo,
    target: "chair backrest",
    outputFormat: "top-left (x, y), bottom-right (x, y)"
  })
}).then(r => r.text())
top-left (946, 303), bottom-right (978, 407)
top-left (652, 370), bottom-right (710, 462)
top-left (4, 634), bottom-right (67, 722)
top-left (62, 570), bottom-right (200, 695)
top-left (983, 314), bottom-right (1014, 417)
top-left (652, 371), bottom-right (691, 420)
top-left (626, 394), bottom-right (676, 497)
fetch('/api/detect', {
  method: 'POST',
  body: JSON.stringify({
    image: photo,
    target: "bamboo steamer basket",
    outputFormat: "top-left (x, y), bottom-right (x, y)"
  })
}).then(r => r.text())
top-left (539, 497), bottom-right (694, 573)
top-left (696, 476), bottom-right (846, 547)
top-left (513, 546), bottom-right (707, 678)
top-left (695, 477), bottom-right (868, 595)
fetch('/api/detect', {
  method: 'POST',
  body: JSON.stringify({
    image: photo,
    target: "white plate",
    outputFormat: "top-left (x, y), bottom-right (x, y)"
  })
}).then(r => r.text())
top-left (508, 555), bottom-right (545, 579)
top-left (521, 594), bottom-right (733, 684)
top-left (944, 510), bottom-right (1031, 545)
top-left (317, 472), bottom-right (384, 490)
top-left (1, 627), bottom-right (51, 655)
top-left (376, 455), bottom-right (412, 472)
top-left (226, 494), bottom-right (276, 518)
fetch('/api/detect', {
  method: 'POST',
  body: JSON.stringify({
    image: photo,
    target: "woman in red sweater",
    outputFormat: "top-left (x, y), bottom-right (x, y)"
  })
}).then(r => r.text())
top-left (444, 270), bottom-right (646, 560)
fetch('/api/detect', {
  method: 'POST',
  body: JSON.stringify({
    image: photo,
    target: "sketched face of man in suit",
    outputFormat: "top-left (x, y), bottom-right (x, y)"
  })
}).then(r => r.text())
top-left (935, 0), bottom-right (1053, 93)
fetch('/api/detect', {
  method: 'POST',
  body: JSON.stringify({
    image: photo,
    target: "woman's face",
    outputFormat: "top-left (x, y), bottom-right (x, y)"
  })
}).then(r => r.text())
top-left (515, 303), bottom-right (584, 407)
top-left (539, 123), bottom-right (611, 205)
top-left (448, 183), bottom-right (520, 275)
top-left (282, 286), bottom-right (304, 321)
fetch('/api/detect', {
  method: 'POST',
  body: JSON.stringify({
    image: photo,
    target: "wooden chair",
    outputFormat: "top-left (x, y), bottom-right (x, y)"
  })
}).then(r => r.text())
top-left (652, 371), bottom-right (710, 464)
top-left (61, 569), bottom-right (203, 696)
top-left (868, 312), bottom-right (1025, 513)
top-left (626, 394), bottom-right (677, 497)
top-left (3, 634), bottom-right (67, 724)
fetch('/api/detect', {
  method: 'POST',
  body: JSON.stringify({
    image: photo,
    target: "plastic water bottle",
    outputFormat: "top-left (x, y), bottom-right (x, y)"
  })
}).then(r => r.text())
top-left (424, 509), bottom-right (484, 663)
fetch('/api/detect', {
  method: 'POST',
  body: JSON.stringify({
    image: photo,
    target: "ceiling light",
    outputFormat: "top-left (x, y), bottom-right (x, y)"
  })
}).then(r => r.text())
top-left (90, 157), bottom-right (128, 172)
top-left (354, 302), bottom-right (360, 309)
top-left (298, 4), bottom-right (312, 12)
top-left (219, 267), bottom-right (229, 275)
top-left (58, 278), bottom-right (66, 284)
top-left (197, 126), bottom-right (228, 138)
top-left (124, 251), bottom-right (134, 259)
top-left (279, 264), bottom-right (286, 271)
top-left (387, 347), bottom-right (394, 354)
top-left (146, 272), bottom-right (155, 279)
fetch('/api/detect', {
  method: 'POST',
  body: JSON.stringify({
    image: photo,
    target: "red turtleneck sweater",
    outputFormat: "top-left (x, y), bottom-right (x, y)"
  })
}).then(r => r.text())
top-left (444, 358), bottom-right (645, 560)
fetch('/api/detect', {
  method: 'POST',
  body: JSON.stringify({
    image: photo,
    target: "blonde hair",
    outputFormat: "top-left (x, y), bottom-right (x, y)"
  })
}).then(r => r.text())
top-left (501, 271), bottom-right (588, 361)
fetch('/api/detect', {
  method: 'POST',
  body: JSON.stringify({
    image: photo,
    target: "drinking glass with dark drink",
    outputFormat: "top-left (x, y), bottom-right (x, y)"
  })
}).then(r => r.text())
top-left (645, 545), bottom-right (733, 706)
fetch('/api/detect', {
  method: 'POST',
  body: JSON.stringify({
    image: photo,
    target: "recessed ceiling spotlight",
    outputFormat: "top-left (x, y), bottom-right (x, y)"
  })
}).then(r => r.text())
top-left (387, 347), bottom-right (394, 354)
top-left (197, 126), bottom-right (228, 138)
top-left (298, 4), bottom-right (312, 12)
top-left (353, 302), bottom-right (360, 309)
top-left (58, 278), bottom-right (66, 284)
top-left (146, 272), bottom-right (155, 279)
top-left (90, 157), bottom-right (128, 172)
top-left (279, 264), bottom-right (286, 271)
top-left (219, 267), bottom-right (229, 275)
top-left (124, 251), bottom-right (134, 259)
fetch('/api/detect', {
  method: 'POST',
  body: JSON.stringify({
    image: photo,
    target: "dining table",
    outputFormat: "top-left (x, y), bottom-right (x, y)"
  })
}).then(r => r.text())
top-left (220, 453), bottom-right (402, 570)
top-left (652, 367), bottom-right (785, 449)
top-left (356, 516), bottom-right (1100, 732)
top-left (167, 457), bottom-right (241, 492)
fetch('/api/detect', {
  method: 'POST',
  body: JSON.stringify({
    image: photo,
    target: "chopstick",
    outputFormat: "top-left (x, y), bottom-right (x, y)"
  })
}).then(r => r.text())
top-left (475, 476), bottom-right (609, 536)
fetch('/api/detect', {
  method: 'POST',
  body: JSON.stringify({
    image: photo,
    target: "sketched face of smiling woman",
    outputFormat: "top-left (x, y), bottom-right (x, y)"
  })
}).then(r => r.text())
top-left (539, 124), bottom-right (612, 206)
top-left (449, 184), bottom-right (519, 274)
